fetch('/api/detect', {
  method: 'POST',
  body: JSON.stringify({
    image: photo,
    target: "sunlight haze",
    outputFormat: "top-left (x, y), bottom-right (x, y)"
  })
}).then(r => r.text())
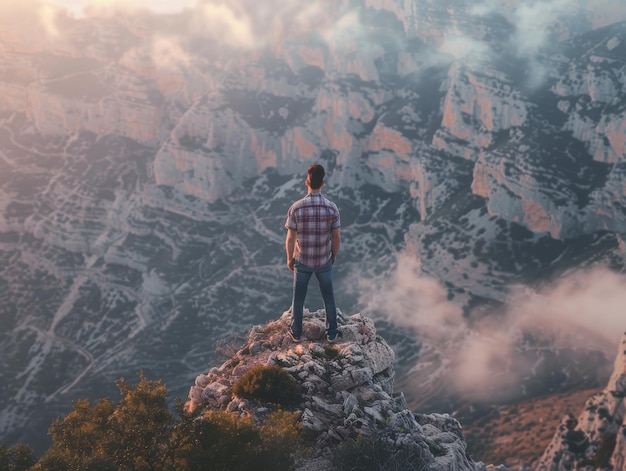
top-left (45, 0), bottom-right (197, 15)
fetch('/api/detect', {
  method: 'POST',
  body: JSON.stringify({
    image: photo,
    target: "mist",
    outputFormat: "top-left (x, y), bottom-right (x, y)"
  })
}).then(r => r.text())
top-left (12, 0), bottom-right (626, 85)
top-left (362, 256), bottom-right (626, 402)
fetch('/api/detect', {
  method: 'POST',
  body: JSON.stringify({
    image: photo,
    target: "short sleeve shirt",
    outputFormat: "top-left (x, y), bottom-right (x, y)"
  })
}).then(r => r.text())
top-left (285, 192), bottom-right (341, 269)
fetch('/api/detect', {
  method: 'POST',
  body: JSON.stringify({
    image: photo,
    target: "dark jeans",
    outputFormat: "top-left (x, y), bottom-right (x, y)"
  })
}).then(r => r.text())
top-left (290, 259), bottom-right (337, 337)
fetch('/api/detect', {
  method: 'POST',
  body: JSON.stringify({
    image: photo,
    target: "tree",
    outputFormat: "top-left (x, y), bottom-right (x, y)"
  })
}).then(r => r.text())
top-left (35, 373), bottom-right (174, 471)
top-left (0, 442), bottom-right (37, 471)
top-left (105, 375), bottom-right (174, 470)
top-left (172, 408), bottom-right (302, 471)
top-left (28, 373), bottom-right (302, 471)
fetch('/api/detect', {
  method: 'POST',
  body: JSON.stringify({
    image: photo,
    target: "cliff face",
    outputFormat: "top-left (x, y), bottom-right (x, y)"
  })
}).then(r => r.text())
top-left (537, 334), bottom-right (626, 470)
top-left (2, 1), bottom-right (625, 238)
top-left (187, 309), bottom-right (500, 471)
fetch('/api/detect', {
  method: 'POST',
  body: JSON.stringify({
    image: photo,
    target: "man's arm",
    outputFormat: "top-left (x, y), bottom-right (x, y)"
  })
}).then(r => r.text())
top-left (331, 227), bottom-right (341, 264)
top-left (286, 228), bottom-right (297, 271)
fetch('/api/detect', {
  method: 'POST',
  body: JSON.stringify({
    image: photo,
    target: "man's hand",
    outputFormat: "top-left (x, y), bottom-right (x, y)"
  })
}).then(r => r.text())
top-left (331, 227), bottom-right (341, 265)
top-left (286, 228), bottom-right (297, 272)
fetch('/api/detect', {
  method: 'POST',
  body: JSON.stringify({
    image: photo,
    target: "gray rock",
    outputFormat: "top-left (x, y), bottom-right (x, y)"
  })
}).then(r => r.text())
top-left (536, 333), bottom-right (626, 470)
top-left (186, 310), bottom-right (491, 471)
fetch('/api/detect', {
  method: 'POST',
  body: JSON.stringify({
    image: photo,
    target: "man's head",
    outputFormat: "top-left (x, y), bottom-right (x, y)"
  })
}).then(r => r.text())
top-left (307, 164), bottom-right (325, 190)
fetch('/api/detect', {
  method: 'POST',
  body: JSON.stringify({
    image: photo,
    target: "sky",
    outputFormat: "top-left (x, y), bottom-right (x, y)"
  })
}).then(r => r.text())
top-left (45, 0), bottom-right (198, 15)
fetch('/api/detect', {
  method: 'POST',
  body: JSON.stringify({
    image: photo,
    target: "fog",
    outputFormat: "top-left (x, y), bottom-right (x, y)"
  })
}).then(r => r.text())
top-left (362, 256), bottom-right (625, 401)
top-left (8, 0), bottom-right (626, 84)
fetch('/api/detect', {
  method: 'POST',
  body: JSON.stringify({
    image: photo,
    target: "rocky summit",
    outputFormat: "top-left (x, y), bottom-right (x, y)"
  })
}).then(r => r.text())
top-left (187, 309), bottom-right (503, 471)
top-left (536, 333), bottom-right (626, 470)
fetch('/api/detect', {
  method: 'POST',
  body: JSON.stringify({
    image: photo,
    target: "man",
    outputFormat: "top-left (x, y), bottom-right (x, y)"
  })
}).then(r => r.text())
top-left (285, 164), bottom-right (341, 342)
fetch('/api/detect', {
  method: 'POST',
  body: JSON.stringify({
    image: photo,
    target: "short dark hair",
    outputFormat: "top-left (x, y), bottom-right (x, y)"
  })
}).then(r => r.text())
top-left (307, 164), bottom-right (325, 190)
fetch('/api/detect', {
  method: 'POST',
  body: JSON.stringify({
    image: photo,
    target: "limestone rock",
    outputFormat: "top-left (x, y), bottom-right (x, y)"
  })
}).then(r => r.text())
top-left (187, 309), bottom-right (492, 470)
top-left (536, 333), bottom-right (626, 470)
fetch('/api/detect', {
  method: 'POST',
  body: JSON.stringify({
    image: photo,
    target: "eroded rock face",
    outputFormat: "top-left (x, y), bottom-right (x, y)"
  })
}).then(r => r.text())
top-left (187, 309), bottom-right (495, 470)
top-left (536, 334), bottom-right (626, 470)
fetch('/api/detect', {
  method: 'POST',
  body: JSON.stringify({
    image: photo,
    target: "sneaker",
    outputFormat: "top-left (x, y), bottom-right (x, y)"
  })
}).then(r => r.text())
top-left (326, 331), bottom-right (343, 343)
top-left (289, 330), bottom-right (301, 342)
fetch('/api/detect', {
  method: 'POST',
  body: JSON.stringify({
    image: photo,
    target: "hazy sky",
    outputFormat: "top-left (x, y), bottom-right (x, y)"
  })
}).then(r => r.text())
top-left (46, 0), bottom-right (197, 15)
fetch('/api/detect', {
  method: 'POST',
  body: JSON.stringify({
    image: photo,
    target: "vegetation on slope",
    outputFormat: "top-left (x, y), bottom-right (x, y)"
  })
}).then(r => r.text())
top-left (463, 388), bottom-right (602, 469)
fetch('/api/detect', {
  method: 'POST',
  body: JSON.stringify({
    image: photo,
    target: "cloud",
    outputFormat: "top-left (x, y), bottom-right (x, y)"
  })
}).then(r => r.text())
top-left (0, 0), bottom-right (47, 25)
top-left (44, 0), bottom-right (197, 16)
top-left (321, 11), bottom-right (363, 46)
top-left (187, 1), bottom-right (365, 51)
top-left (360, 257), bottom-right (464, 343)
top-left (362, 256), bottom-right (625, 403)
top-left (39, 4), bottom-right (62, 37)
top-left (0, 1), bottom-right (71, 43)
top-left (450, 267), bottom-right (626, 400)
top-left (438, 30), bottom-right (492, 61)
top-left (120, 36), bottom-right (192, 73)
top-left (151, 37), bottom-right (192, 71)
top-left (511, 0), bottom-right (572, 56)
top-left (507, 267), bottom-right (626, 345)
top-left (198, 3), bottom-right (256, 49)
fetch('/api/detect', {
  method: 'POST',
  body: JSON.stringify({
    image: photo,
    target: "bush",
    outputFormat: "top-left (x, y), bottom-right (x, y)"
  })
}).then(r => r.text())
top-left (232, 364), bottom-right (301, 406)
top-left (332, 434), bottom-right (427, 471)
top-left (0, 442), bottom-right (37, 471)
top-left (23, 373), bottom-right (304, 471)
top-left (34, 398), bottom-right (116, 470)
top-left (173, 408), bottom-right (302, 471)
top-left (34, 373), bottom-right (174, 471)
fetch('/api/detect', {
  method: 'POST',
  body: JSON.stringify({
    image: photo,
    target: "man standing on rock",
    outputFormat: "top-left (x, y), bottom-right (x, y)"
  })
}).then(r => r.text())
top-left (285, 164), bottom-right (341, 343)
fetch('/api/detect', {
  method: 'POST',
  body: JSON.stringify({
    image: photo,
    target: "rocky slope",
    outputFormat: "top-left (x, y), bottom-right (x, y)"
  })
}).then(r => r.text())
top-left (187, 308), bottom-right (503, 471)
top-left (536, 333), bottom-right (626, 470)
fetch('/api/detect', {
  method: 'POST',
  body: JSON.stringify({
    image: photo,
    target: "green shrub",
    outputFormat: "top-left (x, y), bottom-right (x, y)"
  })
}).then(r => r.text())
top-left (232, 364), bottom-right (301, 406)
top-left (0, 442), bottom-right (37, 471)
top-left (324, 345), bottom-right (339, 359)
top-left (22, 372), bottom-right (304, 471)
top-left (34, 373), bottom-right (174, 471)
top-left (332, 434), bottom-right (427, 471)
top-left (173, 409), bottom-right (302, 471)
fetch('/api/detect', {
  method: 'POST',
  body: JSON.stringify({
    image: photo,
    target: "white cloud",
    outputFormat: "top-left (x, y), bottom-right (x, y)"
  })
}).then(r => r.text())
top-left (361, 257), bottom-right (464, 343)
top-left (362, 255), bottom-right (625, 402)
top-left (512, 0), bottom-right (570, 56)
top-left (507, 267), bottom-right (626, 345)
top-left (322, 11), bottom-right (363, 46)
top-left (39, 4), bottom-right (62, 37)
top-left (438, 31), bottom-right (491, 61)
top-left (44, 0), bottom-right (197, 16)
top-left (151, 37), bottom-right (191, 71)
top-left (198, 3), bottom-right (256, 49)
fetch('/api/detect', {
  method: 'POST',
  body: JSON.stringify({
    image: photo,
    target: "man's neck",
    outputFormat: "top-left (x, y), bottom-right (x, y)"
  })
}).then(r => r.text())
top-left (307, 188), bottom-right (322, 195)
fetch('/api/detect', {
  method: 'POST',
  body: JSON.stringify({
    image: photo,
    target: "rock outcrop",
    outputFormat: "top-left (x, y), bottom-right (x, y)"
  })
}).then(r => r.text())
top-left (187, 309), bottom-right (500, 471)
top-left (536, 333), bottom-right (626, 470)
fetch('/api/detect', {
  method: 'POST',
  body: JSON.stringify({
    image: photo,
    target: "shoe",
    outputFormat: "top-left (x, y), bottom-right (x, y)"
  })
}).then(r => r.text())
top-left (326, 331), bottom-right (343, 343)
top-left (289, 330), bottom-right (301, 342)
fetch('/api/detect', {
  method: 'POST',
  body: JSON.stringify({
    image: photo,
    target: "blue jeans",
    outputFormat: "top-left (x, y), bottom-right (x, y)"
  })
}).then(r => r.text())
top-left (290, 259), bottom-right (337, 337)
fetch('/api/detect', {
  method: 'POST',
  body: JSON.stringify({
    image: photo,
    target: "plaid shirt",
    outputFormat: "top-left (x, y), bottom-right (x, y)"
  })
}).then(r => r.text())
top-left (285, 192), bottom-right (341, 269)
